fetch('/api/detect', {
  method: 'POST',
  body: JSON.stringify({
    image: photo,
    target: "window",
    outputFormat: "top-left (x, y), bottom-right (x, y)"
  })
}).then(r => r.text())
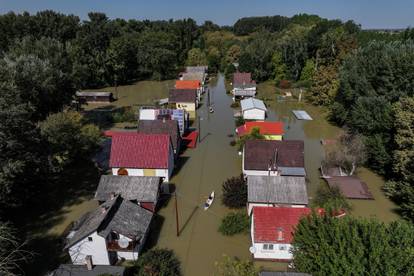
top-left (117, 168), bottom-right (128, 176)
top-left (262, 244), bottom-right (274, 250)
top-left (88, 237), bottom-right (93, 242)
top-left (279, 245), bottom-right (287, 251)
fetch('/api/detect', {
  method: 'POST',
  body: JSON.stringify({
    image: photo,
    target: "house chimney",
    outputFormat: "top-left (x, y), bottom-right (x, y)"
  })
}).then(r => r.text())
top-left (163, 117), bottom-right (166, 123)
top-left (110, 192), bottom-right (116, 200)
top-left (85, 255), bottom-right (93, 271)
top-left (276, 227), bottom-right (284, 241)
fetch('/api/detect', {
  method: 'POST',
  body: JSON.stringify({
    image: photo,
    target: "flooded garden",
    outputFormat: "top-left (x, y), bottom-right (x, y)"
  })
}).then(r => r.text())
top-left (34, 74), bottom-right (399, 275)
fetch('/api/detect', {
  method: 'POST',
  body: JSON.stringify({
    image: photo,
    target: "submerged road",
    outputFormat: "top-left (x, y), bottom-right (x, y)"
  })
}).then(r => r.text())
top-left (155, 74), bottom-right (252, 276)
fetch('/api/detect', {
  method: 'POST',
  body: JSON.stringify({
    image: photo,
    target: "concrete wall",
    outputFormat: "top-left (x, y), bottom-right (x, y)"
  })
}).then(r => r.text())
top-left (243, 109), bottom-right (266, 120)
top-left (69, 232), bottom-right (110, 265)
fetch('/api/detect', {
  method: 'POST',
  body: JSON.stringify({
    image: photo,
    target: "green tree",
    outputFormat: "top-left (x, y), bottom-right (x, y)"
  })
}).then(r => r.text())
top-left (39, 111), bottom-right (101, 171)
top-left (313, 185), bottom-right (351, 211)
top-left (218, 212), bottom-right (249, 236)
top-left (236, 127), bottom-right (265, 151)
top-left (214, 255), bottom-right (258, 276)
top-left (293, 215), bottom-right (414, 275)
top-left (308, 65), bottom-right (339, 105)
top-left (299, 59), bottom-right (315, 82)
top-left (222, 174), bottom-right (247, 209)
top-left (186, 48), bottom-right (207, 66)
top-left (135, 249), bottom-right (181, 276)
top-left (0, 222), bottom-right (32, 275)
top-left (272, 51), bottom-right (287, 85)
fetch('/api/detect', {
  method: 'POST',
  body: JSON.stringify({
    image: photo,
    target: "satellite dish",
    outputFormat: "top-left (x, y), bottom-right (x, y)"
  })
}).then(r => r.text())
top-left (249, 246), bottom-right (256, 254)
top-left (117, 238), bottom-right (129, 249)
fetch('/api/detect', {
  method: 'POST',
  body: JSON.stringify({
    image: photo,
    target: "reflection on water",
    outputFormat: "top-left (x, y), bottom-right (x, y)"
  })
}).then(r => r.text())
top-left (152, 75), bottom-right (399, 276)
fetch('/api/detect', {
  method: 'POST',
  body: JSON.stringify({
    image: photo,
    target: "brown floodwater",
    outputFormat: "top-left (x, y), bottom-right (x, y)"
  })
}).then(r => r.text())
top-left (153, 75), bottom-right (399, 275)
top-left (47, 76), bottom-right (398, 275)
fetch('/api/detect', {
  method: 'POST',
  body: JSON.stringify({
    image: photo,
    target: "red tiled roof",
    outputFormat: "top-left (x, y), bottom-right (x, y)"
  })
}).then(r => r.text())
top-left (237, 121), bottom-right (284, 137)
top-left (233, 72), bottom-right (255, 85)
top-left (109, 133), bottom-right (171, 169)
top-left (175, 80), bottom-right (201, 89)
top-left (253, 206), bottom-right (311, 244)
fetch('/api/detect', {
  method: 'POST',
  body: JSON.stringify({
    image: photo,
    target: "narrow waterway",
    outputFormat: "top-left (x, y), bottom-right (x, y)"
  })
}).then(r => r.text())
top-left (153, 74), bottom-right (399, 276)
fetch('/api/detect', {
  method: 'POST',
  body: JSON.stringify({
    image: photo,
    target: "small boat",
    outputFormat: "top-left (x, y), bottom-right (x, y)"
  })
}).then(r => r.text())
top-left (204, 191), bottom-right (215, 210)
top-left (209, 106), bottom-right (214, 113)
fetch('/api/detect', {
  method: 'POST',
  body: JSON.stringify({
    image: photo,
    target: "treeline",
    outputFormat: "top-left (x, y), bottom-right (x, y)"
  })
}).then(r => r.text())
top-left (0, 10), bottom-right (200, 88)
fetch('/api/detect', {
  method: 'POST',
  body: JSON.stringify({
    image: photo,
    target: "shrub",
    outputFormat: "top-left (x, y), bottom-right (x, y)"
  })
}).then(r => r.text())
top-left (279, 79), bottom-right (291, 89)
top-left (218, 212), bottom-right (249, 236)
top-left (134, 248), bottom-right (181, 276)
top-left (222, 174), bottom-right (247, 208)
top-left (229, 140), bottom-right (236, 146)
top-left (230, 102), bottom-right (240, 108)
top-left (235, 116), bottom-right (245, 127)
top-left (215, 255), bottom-right (258, 276)
top-left (112, 106), bottom-right (136, 123)
top-left (313, 185), bottom-right (352, 211)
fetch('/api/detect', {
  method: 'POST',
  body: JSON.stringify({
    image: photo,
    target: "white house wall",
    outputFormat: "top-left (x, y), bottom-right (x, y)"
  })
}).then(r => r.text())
top-left (243, 109), bottom-right (266, 120)
top-left (250, 216), bottom-right (293, 260)
top-left (139, 109), bottom-right (157, 120)
top-left (112, 168), bottom-right (170, 182)
top-left (252, 242), bottom-right (293, 260)
top-left (69, 232), bottom-right (110, 265)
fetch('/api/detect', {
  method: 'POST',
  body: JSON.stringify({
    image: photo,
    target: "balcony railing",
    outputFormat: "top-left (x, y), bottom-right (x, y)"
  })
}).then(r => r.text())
top-left (106, 240), bottom-right (136, 252)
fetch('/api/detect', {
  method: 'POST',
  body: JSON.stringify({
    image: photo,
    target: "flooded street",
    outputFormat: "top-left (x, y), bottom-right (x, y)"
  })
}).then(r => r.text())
top-left (155, 74), bottom-right (399, 275)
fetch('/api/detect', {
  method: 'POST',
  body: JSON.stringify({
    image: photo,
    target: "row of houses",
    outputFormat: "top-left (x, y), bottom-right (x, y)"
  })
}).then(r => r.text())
top-left (55, 66), bottom-right (208, 275)
top-left (232, 72), bottom-right (312, 262)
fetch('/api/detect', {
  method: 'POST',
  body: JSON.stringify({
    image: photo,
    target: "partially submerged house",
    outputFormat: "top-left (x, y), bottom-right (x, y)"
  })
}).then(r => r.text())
top-left (243, 140), bottom-right (305, 177)
top-left (169, 89), bottom-right (198, 120)
top-left (95, 175), bottom-right (161, 212)
top-left (236, 121), bottom-right (284, 140)
top-left (65, 196), bottom-right (152, 265)
top-left (138, 119), bottom-right (181, 155)
top-left (76, 91), bottom-right (113, 103)
top-left (240, 98), bottom-right (267, 120)
top-left (250, 206), bottom-right (311, 261)
top-left (109, 133), bottom-right (174, 182)
top-left (175, 80), bottom-right (203, 97)
top-left (247, 175), bottom-right (308, 215)
top-left (138, 107), bottom-right (188, 135)
top-left (232, 72), bottom-right (257, 100)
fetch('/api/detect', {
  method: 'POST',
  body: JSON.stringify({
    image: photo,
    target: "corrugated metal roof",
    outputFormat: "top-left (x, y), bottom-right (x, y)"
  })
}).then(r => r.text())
top-left (248, 176), bottom-right (308, 205)
top-left (241, 98), bottom-right (267, 112)
top-left (76, 91), bottom-right (112, 97)
top-left (233, 89), bottom-right (257, 96)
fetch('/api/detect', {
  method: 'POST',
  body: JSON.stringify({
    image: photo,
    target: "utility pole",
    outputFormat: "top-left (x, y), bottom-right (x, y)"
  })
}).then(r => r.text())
top-left (198, 116), bottom-right (201, 143)
top-left (174, 191), bottom-right (179, 237)
top-left (207, 88), bottom-right (210, 107)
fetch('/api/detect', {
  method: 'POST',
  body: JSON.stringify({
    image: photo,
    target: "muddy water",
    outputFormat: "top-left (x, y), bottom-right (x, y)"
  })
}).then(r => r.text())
top-left (154, 75), bottom-right (399, 275)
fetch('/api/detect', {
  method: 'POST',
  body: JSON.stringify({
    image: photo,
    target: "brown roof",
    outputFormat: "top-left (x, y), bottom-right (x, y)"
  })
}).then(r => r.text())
top-left (325, 176), bottom-right (374, 199)
top-left (169, 89), bottom-right (197, 103)
top-left (138, 120), bottom-right (180, 151)
top-left (244, 140), bottom-right (304, 171)
top-left (233, 72), bottom-right (255, 85)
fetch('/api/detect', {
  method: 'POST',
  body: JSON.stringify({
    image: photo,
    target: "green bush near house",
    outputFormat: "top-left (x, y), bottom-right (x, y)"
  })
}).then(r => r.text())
top-left (112, 106), bottom-right (137, 123)
top-left (235, 116), bottom-right (245, 127)
top-left (134, 248), bottom-right (181, 276)
top-left (219, 212), bottom-right (249, 236)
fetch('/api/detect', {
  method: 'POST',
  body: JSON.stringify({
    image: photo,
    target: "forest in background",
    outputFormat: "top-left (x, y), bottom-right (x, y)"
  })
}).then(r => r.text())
top-left (0, 10), bottom-right (414, 274)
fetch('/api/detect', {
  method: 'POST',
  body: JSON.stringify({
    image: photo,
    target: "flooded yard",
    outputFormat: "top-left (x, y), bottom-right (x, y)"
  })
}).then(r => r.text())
top-left (35, 75), bottom-right (399, 275)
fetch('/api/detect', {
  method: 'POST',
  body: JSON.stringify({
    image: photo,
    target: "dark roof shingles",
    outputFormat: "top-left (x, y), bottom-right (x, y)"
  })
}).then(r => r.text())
top-left (138, 120), bottom-right (180, 151)
top-left (169, 89), bottom-right (197, 103)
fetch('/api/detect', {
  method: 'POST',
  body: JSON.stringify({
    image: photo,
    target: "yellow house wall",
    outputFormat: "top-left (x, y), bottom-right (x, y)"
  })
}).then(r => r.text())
top-left (263, 134), bottom-right (283, 140)
top-left (176, 102), bottom-right (196, 119)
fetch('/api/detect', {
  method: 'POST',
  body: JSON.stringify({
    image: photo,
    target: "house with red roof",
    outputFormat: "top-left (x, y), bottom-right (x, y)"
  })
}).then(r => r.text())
top-left (109, 133), bottom-right (174, 182)
top-left (250, 206), bottom-right (311, 261)
top-left (236, 121), bottom-right (284, 140)
top-left (175, 80), bottom-right (203, 99)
